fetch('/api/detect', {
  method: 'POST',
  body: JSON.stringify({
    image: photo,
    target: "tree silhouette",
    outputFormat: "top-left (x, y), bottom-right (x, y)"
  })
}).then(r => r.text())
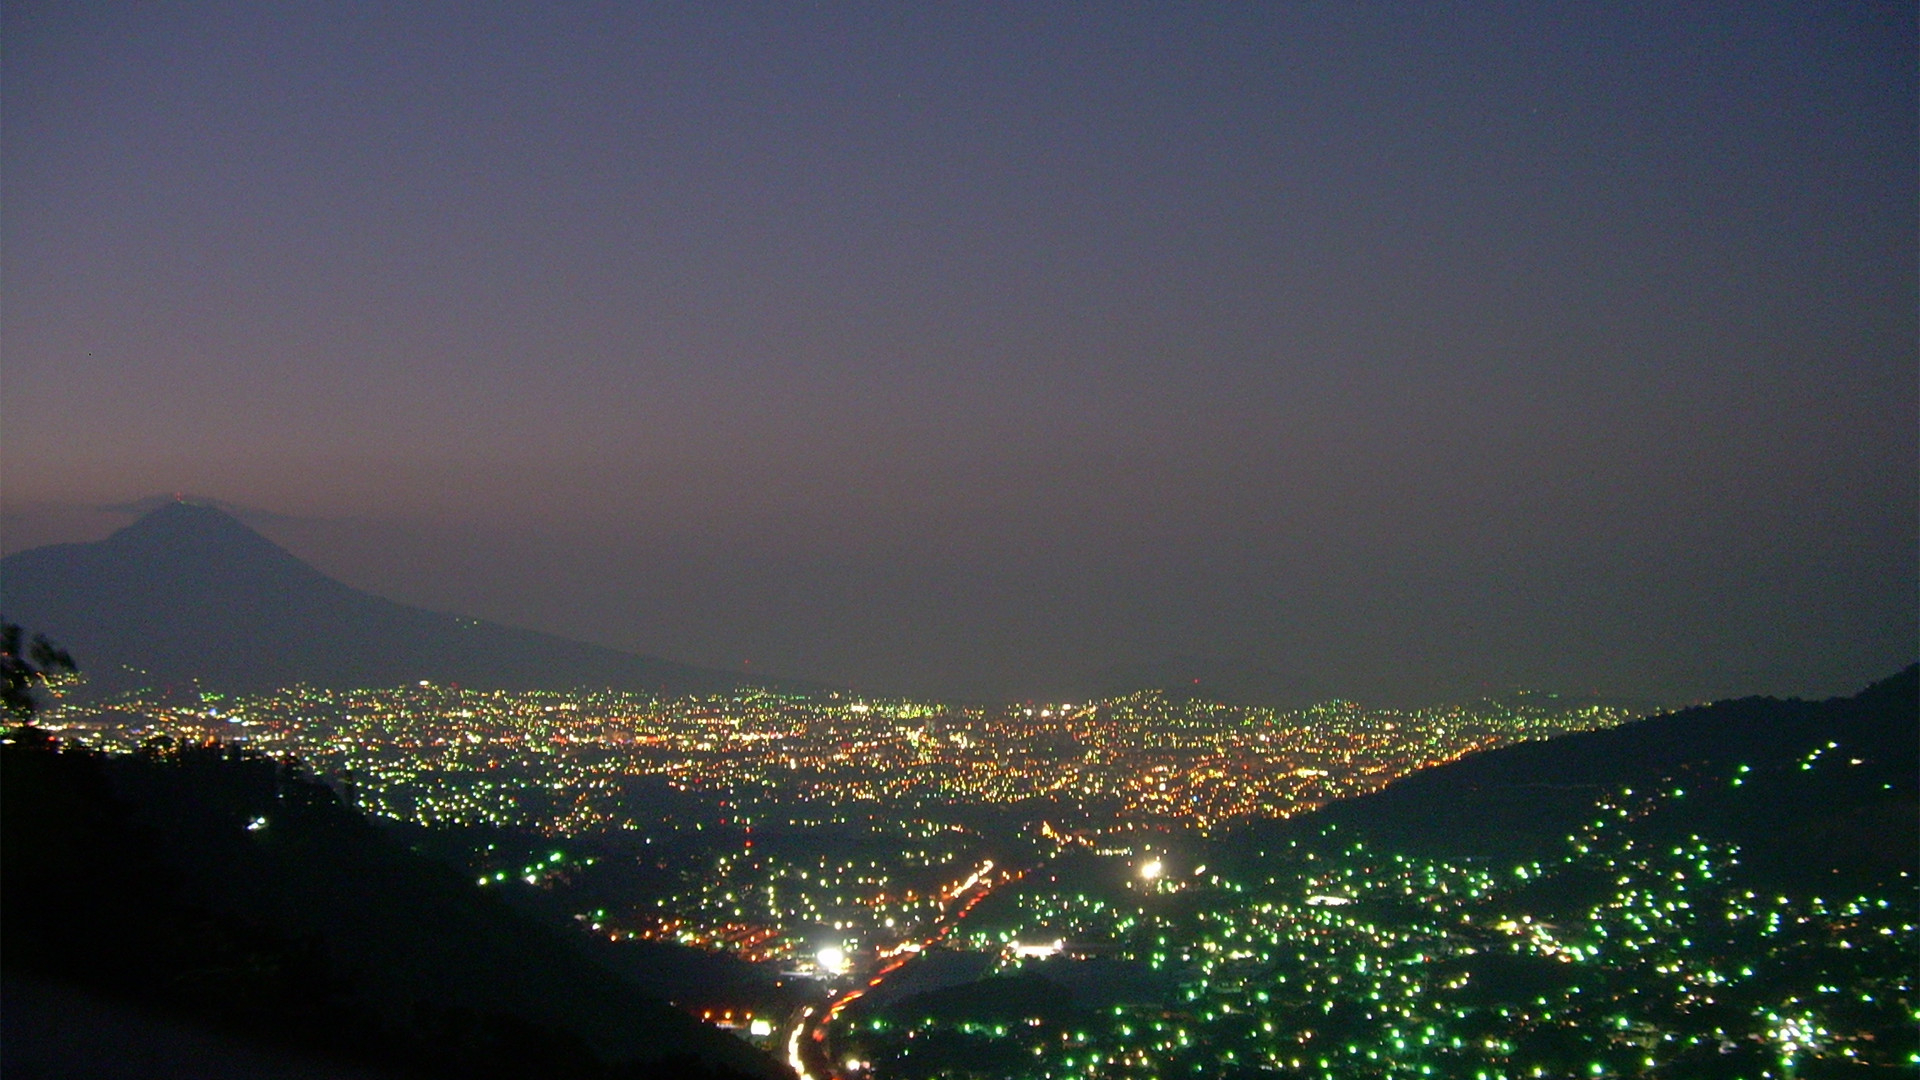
top-left (2, 620), bottom-right (77, 720)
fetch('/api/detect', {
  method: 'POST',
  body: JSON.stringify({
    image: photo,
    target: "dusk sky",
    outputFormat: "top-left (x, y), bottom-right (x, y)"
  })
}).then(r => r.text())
top-left (3, 2), bottom-right (1913, 704)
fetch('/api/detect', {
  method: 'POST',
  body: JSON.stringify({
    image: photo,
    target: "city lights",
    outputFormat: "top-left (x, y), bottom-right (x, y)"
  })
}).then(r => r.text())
top-left (30, 681), bottom-right (1912, 1078)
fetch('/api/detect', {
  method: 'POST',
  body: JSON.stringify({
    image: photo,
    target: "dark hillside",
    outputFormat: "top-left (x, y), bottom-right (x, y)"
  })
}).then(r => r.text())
top-left (0, 730), bottom-right (786, 1080)
top-left (1262, 666), bottom-right (1918, 876)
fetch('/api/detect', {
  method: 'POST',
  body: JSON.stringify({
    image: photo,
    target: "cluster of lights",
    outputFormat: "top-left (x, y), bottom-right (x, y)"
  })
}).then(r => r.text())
top-left (832, 761), bottom-right (1916, 1078)
top-left (45, 684), bottom-right (1636, 839)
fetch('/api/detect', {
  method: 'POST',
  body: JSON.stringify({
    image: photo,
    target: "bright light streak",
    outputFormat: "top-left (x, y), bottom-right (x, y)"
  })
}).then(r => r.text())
top-left (942, 860), bottom-right (996, 902)
top-left (787, 1007), bottom-right (817, 1080)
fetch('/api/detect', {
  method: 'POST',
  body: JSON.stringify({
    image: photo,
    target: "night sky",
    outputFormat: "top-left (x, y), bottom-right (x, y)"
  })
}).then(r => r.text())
top-left (3, 3), bottom-right (1913, 704)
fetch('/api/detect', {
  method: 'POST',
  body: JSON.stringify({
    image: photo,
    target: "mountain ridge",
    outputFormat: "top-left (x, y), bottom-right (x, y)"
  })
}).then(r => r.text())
top-left (0, 501), bottom-right (805, 697)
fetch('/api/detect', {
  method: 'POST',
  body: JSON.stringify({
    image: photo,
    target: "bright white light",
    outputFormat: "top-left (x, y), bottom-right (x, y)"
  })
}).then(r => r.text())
top-left (817, 945), bottom-right (850, 975)
top-left (1140, 858), bottom-right (1164, 881)
top-left (748, 1018), bottom-right (774, 1037)
top-left (1307, 894), bottom-right (1354, 906)
top-left (1011, 939), bottom-right (1065, 959)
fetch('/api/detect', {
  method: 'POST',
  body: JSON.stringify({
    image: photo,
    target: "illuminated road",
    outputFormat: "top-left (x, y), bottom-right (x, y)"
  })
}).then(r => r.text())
top-left (785, 1005), bottom-right (820, 1080)
top-left (783, 859), bottom-right (1017, 1080)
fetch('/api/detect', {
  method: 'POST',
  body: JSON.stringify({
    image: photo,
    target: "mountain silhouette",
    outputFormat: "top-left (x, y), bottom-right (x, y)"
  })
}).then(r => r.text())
top-left (0, 501), bottom-right (789, 696)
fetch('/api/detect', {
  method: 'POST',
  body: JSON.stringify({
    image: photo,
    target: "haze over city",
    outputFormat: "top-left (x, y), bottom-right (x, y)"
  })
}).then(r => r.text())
top-left (5, 3), bottom-right (1914, 703)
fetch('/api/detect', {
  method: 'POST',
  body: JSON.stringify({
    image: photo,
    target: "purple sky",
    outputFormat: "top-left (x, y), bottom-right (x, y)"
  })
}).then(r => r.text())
top-left (4, 3), bottom-right (1914, 703)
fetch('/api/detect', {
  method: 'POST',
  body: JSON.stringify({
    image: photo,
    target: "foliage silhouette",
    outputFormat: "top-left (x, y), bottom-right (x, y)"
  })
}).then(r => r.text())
top-left (0, 620), bottom-right (76, 719)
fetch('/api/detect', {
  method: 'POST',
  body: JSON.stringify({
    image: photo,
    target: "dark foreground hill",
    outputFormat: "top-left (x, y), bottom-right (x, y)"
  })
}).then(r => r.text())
top-left (0, 502), bottom-right (796, 696)
top-left (0, 731), bottom-right (787, 1080)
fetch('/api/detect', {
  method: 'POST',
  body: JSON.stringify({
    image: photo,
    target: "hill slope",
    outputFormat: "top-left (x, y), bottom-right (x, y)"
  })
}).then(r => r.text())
top-left (0, 502), bottom-right (791, 695)
top-left (0, 732), bottom-right (786, 1079)
top-left (1274, 665), bottom-right (1918, 880)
